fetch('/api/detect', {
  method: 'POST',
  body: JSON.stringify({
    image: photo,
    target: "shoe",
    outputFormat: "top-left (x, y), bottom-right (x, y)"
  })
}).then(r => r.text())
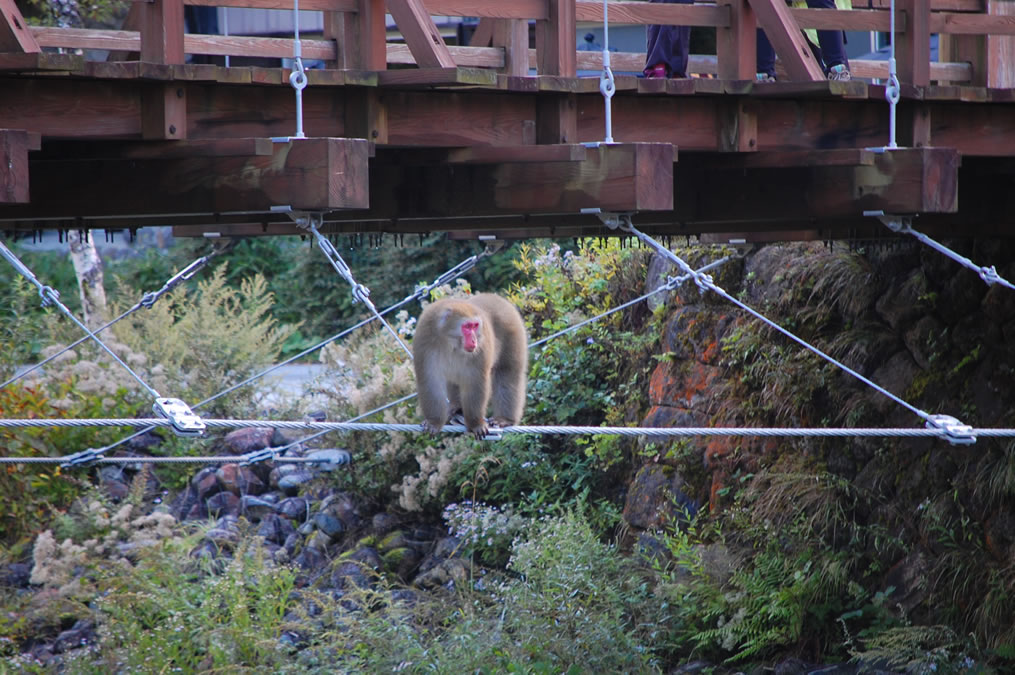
top-left (645, 63), bottom-right (668, 79)
top-left (827, 64), bottom-right (851, 81)
top-left (755, 72), bottom-right (776, 83)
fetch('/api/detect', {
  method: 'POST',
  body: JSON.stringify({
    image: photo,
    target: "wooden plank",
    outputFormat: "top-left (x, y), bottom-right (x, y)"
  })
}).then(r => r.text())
top-left (186, 0), bottom-right (358, 10)
top-left (748, 0), bottom-right (826, 81)
top-left (388, 43), bottom-right (504, 68)
top-left (535, 0), bottom-right (576, 77)
top-left (0, 52), bottom-right (83, 71)
top-left (717, 0), bottom-right (756, 81)
top-left (5, 138), bottom-right (370, 217)
top-left (931, 11), bottom-right (1015, 35)
top-left (426, 0), bottom-right (547, 19)
top-left (717, 99), bottom-right (758, 152)
top-left (855, 0), bottom-right (982, 10)
top-left (0, 0), bottom-right (40, 53)
top-left (691, 148), bottom-right (877, 169)
top-left (377, 66), bottom-right (498, 86)
top-left (92, 138), bottom-right (276, 159)
top-left (897, 0), bottom-right (931, 87)
top-left (387, 0), bottom-right (456, 69)
top-left (0, 129), bottom-right (30, 204)
top-left (574, 2), bottom-right (728, 26)
top-left (369, 142), bottom-right (674, 215)
top-left (446, 144), bottom-right (587, 163)
top-left (791, 7), bottom-right (895, 31)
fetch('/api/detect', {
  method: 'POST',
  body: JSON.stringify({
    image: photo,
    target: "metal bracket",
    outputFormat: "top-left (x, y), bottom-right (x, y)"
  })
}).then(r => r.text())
top-left (153, 397), bottom-right (207, 437)
top-left (925, 414), bottom-right (977, 446)
top-left (60, 448), bottom-right (104, 468)
top-left (305, 448), bottom-right (352, 470)
top-left (240, 447), bottom-right (278, 466)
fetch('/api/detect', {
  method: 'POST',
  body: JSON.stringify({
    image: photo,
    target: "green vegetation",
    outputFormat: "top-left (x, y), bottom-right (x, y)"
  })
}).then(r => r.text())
top-left (1, 236), bottom-right (1012, 671)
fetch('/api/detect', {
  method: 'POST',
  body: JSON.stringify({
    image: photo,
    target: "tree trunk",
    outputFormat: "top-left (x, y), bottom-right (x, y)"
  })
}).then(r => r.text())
top-left (68, 230), bottom-right (108, 329)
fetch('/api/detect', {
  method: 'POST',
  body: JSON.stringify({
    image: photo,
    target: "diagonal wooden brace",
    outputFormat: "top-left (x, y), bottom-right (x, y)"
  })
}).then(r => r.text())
top-left (0, 0), bottom-right (40, 53)
top-left (748, 0), bottom-right (825, 81)
top-left (387, 0), bottom-right (456, 68)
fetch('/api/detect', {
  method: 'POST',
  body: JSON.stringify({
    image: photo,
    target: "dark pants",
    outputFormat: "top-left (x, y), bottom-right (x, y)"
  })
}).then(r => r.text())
top-left (756, 0), bottom-right (848, 77)
top-left (644, 0), bottom-right (694, 78)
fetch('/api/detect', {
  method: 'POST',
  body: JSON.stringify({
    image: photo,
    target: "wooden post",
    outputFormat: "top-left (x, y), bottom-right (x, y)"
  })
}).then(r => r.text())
top-left (342, 0), bottom-right (387, 70)
top-left (0, 129), bottom-right (30, 204)
top-left (493, 19), bottom-right (529, 77)
top-left (717, 0), bottom-right (756, 80)
top-left (896, 0), bottom-right (930, 86)
top-left (140, 0), bottom-right (184, 64)
top-left (535, 0), bottom-right (576, 77)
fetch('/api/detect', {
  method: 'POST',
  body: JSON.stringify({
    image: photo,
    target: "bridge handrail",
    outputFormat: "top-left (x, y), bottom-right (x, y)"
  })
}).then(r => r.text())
top-left (7, 0), bottom-right (1015, 86)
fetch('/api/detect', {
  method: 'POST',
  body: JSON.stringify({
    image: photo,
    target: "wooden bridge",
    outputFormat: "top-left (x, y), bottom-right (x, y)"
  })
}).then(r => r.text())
top-left (2, 0), bottom-right (1014, 243)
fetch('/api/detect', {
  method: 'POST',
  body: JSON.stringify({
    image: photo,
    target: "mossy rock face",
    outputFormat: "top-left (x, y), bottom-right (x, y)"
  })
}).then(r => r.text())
top-left (382, 546), bottom-right (423, 580)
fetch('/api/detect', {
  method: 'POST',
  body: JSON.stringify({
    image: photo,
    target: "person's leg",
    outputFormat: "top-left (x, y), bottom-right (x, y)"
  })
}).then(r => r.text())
top-left (644, 0), bottom-right (692, 77)
top-left (756, 29), bottom-right (776, 80)
top-left (806, 0), bottom-right (849, 72)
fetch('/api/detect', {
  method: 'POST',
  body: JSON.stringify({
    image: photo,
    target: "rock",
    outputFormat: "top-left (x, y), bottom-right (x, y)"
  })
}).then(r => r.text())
top-left (330, 547), bottom-right (381, 590)
top-left (205, 491), bottom-right (240, 518)
top-left (257, 514), bottom-right (297, 546)
top-left (283, 533), bottom-right (302, 558)
top-left (52, 619), bottom-right (95, 654)
top-left (414, 558), bottom-right (469, 590)
top-left (648, 360), bottom-right (721, 409)
top-left (416, 536), bottom-right (463, 578)
top-left (382, 546), bottom-right (423, 580)
top-left (372, 512), bottom-right (400, 537)
top-left (100, 477), bottom-right (130, 501)
top-left (1, 562), bottom-right (31, 588)
top-left (622, 464), bottom-right (698, 531)
top-left (216, 463), bottom-right (266, 496)
top-left (276, 497), bottom-right (311, 522)
top-left (239, 495), bottom-right (277, 522)
top-left (222, 427), bottom-right (276, 455)
top-left (319, 492), bottom-right (362, 531)
top-left (984, 509), bottom-right (1015, 562)
top-left (305, 448), bottom-right (351, 471)
top-left (191, 467), bottom-right (221, 500)
top-left (882, 552), bottom-right (929, 616)
top-left (313, 512), bottom-right (345, 540)
top-left (902, 315), bottom-right (944, 370)
top-left (169, 485), bottom-right (201, 521)
top-left (868, 351), bottom-right (920, 414)
top-left (662, 306), bottom-right (736, 365)
top-left (293, 545), bottom-right (326, 572)
top-left (273, 465), bottom-right (314, 496)
top-left (875, 268), bottom-right (929, 331)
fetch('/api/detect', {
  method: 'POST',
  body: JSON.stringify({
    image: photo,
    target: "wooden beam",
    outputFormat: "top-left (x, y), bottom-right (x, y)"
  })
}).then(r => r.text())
top-left (574, 2), bottom-right (728, 26)
top-left (387, 0), bottom-right (456, 69)
top-left (691, 148), bottom-right (877, 169)
top-left (0, 0), bottom-right (40, 53)
top-left (748, 0), bottom-right (826, 81)
top-left (5, 138), bottom-right (370, 217)
top-left (142, 83), bottom-right (187, 140)
top-left (426, 0), bottom-right (547, 19)
top-left (673, 147), bottom-right (959, 222)
top-left (0, 129), bottom-right (30, 204)
top-left (717, 0), bottom-right (756, 81)
top-left (140, 0), bottom-right (184, 64)
top-left (0, 52), bottom-right (83, 71)
top-left (368, 143), bottom-right (674, 216)
top-left (345, 0), bottom-right (386, 70)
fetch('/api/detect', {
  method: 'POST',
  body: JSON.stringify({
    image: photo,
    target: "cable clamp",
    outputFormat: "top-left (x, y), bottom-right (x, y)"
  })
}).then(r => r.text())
top-left (482, 428), bottom-right (504, 441)
top-left (305, 448), bottom-right (352, 470)
top-left (979, 265), bottom-right (1001, 286)
top-left (39, 286), bottom-right (60, 308)
top-left (240, 446), bottom-right (278, 466)
top-left (153, 397), bottom-right (206, 437)
top-left (60, 448), bottom-right (104, 468)
top-left (140, 256), bottom-right (211, 308)
top-left (593, 211), bottom-right (629, 230)
top-left (925, 414), bottom-right (977, 446)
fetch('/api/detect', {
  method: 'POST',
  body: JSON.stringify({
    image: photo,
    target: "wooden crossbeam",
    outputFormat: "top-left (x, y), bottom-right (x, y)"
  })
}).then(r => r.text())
top-left (387, 0), bottom-right (456, 69)
top-left (748, 0), bottom-right (826, 81)
top-left (0, 0), bottom-right (40, 53)
top-left (3, 138), bottom-right (370, 217)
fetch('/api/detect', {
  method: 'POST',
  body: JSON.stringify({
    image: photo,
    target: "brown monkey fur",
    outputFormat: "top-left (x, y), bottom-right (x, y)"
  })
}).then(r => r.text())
top-left (412, 293), bottom-right (528, 438)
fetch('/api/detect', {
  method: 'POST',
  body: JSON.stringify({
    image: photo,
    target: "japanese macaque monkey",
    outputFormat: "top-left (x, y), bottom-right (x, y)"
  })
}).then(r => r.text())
top-left (413, 293), bottom-right (528, 439)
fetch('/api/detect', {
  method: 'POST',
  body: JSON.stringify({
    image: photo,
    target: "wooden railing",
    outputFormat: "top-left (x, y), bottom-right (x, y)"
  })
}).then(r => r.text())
top-left (6, 0), bottom-right (1015, 86)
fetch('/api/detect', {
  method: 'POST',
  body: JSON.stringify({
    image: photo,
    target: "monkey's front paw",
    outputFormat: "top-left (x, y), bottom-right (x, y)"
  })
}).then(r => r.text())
top-left (489, 416), bottom-right (516, 429)
top-left (467, 420), bottom-right (490, 440)
top-left (421, 420), bottom-right (443, 437)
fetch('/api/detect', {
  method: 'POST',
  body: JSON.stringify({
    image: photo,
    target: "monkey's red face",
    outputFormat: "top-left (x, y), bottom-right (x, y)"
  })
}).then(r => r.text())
top-left (461, 320), bottom-right (481, 352)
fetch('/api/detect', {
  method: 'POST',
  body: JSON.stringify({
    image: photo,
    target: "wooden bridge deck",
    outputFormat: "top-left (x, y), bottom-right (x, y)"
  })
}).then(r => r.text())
top-left (2, 0), bottom-right (1015, 242)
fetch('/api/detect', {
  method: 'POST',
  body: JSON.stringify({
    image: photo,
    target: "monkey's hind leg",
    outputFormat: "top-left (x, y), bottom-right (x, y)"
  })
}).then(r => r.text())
top-left (489, 365), bottom-right (526, 428)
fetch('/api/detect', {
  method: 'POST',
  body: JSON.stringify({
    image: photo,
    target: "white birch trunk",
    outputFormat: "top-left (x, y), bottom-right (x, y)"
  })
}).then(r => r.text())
top-left (68, 230), bottom-right (109, 329)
